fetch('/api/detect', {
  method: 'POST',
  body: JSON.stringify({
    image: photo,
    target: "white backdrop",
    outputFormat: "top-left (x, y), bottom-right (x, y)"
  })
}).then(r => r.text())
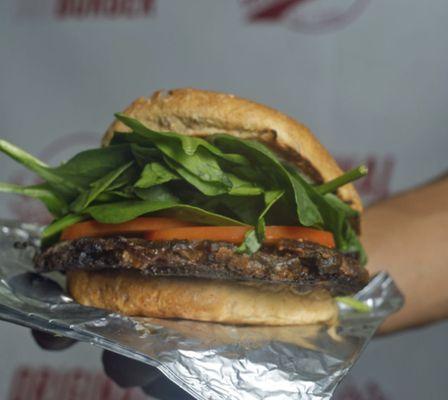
top-left (0, 1), bottom-right (447, 399)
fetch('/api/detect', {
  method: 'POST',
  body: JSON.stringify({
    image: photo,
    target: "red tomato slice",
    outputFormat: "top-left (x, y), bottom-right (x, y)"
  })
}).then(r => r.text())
top-left (60, 217), bottom-right (193, 241)
top-left (145, 226), bottom-right (335, 248)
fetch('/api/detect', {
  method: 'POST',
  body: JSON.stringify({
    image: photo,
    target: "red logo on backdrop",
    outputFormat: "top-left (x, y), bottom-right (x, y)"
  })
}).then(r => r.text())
top-left (55, 0), bottom-right (155, 18)
top-left (16, 0), bottom-right (155, 19)
top-left (8, 366), bottom-right (147, 400)
top-left (241, 0), bottom-right (371, 33)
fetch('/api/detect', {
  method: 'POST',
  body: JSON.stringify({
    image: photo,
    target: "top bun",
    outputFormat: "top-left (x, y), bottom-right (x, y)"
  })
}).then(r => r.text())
top-left (103, 88), bottom-right (362, 212)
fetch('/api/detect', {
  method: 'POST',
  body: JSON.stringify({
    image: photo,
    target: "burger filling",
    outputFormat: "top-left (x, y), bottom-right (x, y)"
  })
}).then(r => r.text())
top-left (35, 237), bottom-right (368, 296)
top-left (0, 113), bottom-right (369, 300)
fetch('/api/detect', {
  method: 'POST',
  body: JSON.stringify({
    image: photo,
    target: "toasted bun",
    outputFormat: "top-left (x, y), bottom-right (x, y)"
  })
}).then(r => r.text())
top-left (67, 270), bottom-right (338, 326)
top-left (103, 88), bottom-right (362, 212)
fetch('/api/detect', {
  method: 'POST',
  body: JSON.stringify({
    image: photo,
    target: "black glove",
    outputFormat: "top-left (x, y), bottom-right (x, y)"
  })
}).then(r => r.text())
top-left (31, 330), bottom-right (194, 400)
top-left (102, 350), bottom-right (194, 399)
top-left (31, 329), bottom-right (77, 350)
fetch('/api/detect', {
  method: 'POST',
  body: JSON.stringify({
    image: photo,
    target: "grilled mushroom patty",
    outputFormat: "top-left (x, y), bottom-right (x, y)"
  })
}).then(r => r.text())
top-left (35, 237), bottom-right (368, 296)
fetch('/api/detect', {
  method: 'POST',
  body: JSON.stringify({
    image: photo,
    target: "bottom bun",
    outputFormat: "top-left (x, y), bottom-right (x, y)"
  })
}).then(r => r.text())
top-left (67, 270), bottom-right (338, 326)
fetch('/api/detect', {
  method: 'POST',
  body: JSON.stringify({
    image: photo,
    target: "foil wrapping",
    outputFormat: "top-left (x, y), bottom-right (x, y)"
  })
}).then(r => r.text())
top-left (0, 221), bottom-right (403, 400)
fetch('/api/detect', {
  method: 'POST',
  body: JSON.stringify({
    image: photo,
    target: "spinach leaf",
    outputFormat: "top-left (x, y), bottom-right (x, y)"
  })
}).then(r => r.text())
top-left (0, 182), bottom-right (68, 217)
top-left (134, 185), bottom-right (179, 203)
top-left (85, 200), bottom-right (246, 226)
top-left (118, 125), bottom-right (233, 187)
top-left (237, 190), bottom-right (284, 254)
top-left (53, 144), bottom-right (133, 188)
top-left (113, 114), bottom-right (196, 150)
top-left (238, 230), bottom-right (260, 254)
top-left (70, 161), bottom-right (134, 213)
top-left (323, 193), bottom-right (359, 218)
top-left (310, 193), bottom-right (346, 247)
top-left (214, 195), bottom-right (262, 225)
top-left (107, 162), bottom-right (140, 191)
top-left (0, 139), bottom-right (48, 169)
top-left (264, 195), bottom-right (297, 226)
top-left (130, 143), bottom-right (161, 167)
top-left (0, 141), bottom-right (133, 202)
top-left (256, 190), bottom-right (284, 236)
top-left (135, 162), bottom-right (179, 189)
top-left (211, 136), bottom-right (282, 185)
top-left (164, 157), bottom-right (228, 196)
top-left (336, 297), bottom-right (371, 312)
top-left (211, 135), bottom-right (323, 227)
top-left (163, 155), bottom-right (262, 197)
top-left (284, 161), bottom-right (366, 263)
top-left (96, 190), bottom-right (135, 202)
top-left (289, 174), bottom-right (324, 227)
top-left (41, 213), bottom-right (87, 244)
top-left (114, 113), bottom-right (249, 165)
top-left (85, 200), bottom-right (179, 223)
top-left (227, 173), bottom-right (264, 196)
top-left (0, 139), bottom-right (81, 199)
top-left (343, 224), bottom-right (367, 265)
top-left (157, 141), bottom-right (231, 186)
top-left (316, 165), bottom-right (368, 195)
top-left (159, 206), bottom-right (247, 226)
top-left (305, 189), bottom-right (367, 265)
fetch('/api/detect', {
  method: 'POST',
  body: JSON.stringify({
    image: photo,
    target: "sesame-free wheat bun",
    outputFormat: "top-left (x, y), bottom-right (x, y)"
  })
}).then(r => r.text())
top-left (68, 270), bottom-right (338, 326)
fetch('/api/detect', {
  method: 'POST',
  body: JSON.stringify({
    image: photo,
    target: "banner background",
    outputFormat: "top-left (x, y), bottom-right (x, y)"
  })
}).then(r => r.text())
top-left (1, 1), bottom-right (447, 398)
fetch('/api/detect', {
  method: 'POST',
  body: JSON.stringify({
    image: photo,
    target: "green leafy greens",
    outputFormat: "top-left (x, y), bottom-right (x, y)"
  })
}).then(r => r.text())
top-left (336, 297), bottom-right (371, 312)
top-left (0, 114), bottom-right (367, 263)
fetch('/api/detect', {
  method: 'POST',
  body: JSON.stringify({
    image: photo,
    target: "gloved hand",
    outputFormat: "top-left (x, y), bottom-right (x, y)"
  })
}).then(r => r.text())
top-left (31, 330), bottom-right (194, 400)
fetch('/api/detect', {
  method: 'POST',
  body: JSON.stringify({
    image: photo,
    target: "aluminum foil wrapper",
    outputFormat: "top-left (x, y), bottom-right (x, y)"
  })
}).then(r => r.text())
top-left (0, 221), bottom-right (403, 400)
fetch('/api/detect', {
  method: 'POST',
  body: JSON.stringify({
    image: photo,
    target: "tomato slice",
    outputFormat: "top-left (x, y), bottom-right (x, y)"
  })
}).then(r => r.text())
top-left (145, 226), bottom-right (335, 248)
top-left (62, 218), bottom-right (335, 248)
top-left (264, 226), bottom-right (335, 247)
top-left (60, 217), bottom-right (193, 241)
top-left (146, 226), bottom-right (250, 244)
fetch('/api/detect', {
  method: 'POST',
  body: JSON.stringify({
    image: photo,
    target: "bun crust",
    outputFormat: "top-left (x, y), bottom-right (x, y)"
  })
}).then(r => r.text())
top-left (103, 88), bottom-right (362, 212)
top-left (67, 270), bottom-right (338, 326)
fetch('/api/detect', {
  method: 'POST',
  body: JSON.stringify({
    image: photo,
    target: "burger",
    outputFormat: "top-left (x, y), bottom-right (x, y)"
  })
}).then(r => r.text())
top-left (0, 88), bottom-right (369, 325)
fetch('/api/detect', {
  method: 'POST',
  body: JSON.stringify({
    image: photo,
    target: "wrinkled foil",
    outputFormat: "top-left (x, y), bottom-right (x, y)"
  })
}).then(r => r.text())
top-left (0, 221), bottom-right (403, 400)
